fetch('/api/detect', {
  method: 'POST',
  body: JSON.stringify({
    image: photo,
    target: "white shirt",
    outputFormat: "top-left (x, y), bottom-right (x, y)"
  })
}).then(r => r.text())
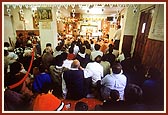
top-left (53, 50), bottom-right (63, 57)
top-left (112, 49), bottom-right (119, 58)
top-left (86, 62), bottom-right (103, 85)
top-left (83, 68), bottom-right (93, 79)
top-left (8, 52), bottom-right (18, 60)
top-left (90, 44), bottom-right (95, 51)
top-left (73, 45), bottom-right (79, 55)
top-left (117, 53), bottom-right (125, 62)
top-left (62, 59), bottom-right (73, 69)
top-left (78, 52), bottom-right (86, 58)
top-left (90, 50), bottom-right (103, 61)
top-left (101, 70), bottom-right (127, 100)
top-left (7, 52), bottom-right (18, 64)
top-left (113, 29), bottom-right (121, 41)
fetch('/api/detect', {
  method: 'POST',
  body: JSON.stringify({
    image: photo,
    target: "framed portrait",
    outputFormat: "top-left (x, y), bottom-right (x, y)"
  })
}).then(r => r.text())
top-left (37, 7), bottom-right (52, 21)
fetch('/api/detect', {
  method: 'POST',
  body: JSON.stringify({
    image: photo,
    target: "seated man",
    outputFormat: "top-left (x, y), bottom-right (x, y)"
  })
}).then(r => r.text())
top-left (63, 59), bottom-right (90, 100)
top-left (101, 62), bottom-right (127, 100)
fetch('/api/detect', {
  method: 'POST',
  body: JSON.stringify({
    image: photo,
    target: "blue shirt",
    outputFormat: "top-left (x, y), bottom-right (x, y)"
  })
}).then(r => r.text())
top-left (33, 73), bottom-right (52, 92)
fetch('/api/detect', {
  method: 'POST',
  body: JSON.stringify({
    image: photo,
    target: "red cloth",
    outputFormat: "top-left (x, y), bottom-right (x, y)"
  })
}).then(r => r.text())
top-left (67, 53), bottom-right (76, 60)
top-left (33, 93), bottom-right (65, 111)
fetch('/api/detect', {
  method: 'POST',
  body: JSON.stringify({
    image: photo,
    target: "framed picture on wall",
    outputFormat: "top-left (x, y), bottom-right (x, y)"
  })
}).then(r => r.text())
top-left (37, 7), bottom-right (52, 21)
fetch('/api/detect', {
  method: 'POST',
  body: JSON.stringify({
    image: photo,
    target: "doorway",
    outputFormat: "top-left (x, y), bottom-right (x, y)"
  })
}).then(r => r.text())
top-left (133, 10), bottom-right (153, 63)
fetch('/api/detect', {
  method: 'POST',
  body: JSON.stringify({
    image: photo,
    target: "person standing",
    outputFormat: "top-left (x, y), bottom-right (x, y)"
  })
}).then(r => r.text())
top-left (113, 25), bottom-right (122, 50)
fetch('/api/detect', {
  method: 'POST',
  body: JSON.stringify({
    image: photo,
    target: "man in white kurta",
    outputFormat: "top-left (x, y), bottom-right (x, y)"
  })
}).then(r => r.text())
top-left (101, 63), bottom-right (127, 100)
top-left (86, 55), bottom-right (103, 86)
top-left (90, 44), bottom-right (103, 61)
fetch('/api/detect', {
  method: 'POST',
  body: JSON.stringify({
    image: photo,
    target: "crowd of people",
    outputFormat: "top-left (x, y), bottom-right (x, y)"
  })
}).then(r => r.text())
top-left (4, 34), bottom-right (164, 111)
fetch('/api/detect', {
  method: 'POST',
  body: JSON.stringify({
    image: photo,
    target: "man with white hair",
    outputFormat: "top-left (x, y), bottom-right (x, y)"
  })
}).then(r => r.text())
top-left (62, 59), bottom-right (92, 100)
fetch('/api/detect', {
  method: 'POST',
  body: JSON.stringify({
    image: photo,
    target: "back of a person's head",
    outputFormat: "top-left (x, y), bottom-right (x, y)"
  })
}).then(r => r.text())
top-left (75, 101), bottom-right (88, 111)
top-left (108, 44), bottom-right (114, 48)
top-left (61, 52), bottom-right (68, 60)
top-left (18, 33), bottom-right (23, 37)
top-left (90, 39), bottom-right (94, 44)
top-left (56, 45), bottom-right (61, 51)
top-left (94, 44), bottom-right (100, 50)
top-left (79, 46), bottom-right (85, 54)
top-left (68, 47), bottom-right (74, 54)
top-left (39, 64), bottom-right (46, 73)
top-left (83, 40), bottom-right (89, 45)
top-left (112, 62), bottom-right (122, 74)
top-left (85, 43), bottom-right (91, 49)
top-left (110, 89), bottom-right (120, 101)
top-left (71, 41), bottom-right (76, 47)
top-left (109, 47), bottom-right (113, 53)
top-left (10, 61), bottom-right (22, 75)
top-left (77, 40), bottom-right (82, 46)
top-left (4, 42), bottom-right (10, 47)
top-left (46, 43), bottom-right (52, 47)
top-left (54, 55), bottom-right (64, 66)
top-left (71, 59), bottom-right (80, 68)
top-left (124, 84), bottom-right (143, 104)
top-left (40, 82), bottom-right (53, 94)
top-left (95, 55), bottom-right (102, 63)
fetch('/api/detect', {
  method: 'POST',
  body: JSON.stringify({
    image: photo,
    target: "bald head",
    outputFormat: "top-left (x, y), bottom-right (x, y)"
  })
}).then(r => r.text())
top-left (71, 59), bottom-right (80, 69)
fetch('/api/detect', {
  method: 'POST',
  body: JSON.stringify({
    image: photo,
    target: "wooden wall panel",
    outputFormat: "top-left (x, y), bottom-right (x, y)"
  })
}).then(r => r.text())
top-left (122, 35), bottom-right (133, 56)
top-left (142, 38), bottom-right (164, 77)
top-left (16, 30), bottom-right (39, 38)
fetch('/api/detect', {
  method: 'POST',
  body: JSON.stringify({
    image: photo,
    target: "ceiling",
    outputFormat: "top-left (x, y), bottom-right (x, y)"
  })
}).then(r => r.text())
top-left (60, 4), bottom-right (125, 16)
top-left (4, 3), bottom-right (128, 18)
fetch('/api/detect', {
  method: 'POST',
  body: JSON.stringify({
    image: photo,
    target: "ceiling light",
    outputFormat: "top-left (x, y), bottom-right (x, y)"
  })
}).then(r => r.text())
top-left (89, 8), bottom-right (104, 14)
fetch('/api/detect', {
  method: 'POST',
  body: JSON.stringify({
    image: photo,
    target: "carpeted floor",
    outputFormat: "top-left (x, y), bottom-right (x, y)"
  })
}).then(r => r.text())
top-left (62, 97), bottom-right (103, 111)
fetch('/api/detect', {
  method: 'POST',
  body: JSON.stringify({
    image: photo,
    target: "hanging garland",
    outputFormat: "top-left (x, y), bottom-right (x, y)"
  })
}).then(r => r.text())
top-left (4, 2), bottom-right (131, 10)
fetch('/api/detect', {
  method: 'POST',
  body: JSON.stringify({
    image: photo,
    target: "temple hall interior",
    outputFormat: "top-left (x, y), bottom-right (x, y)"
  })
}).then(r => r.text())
top-left (3, 2), bottom-right (165, 112)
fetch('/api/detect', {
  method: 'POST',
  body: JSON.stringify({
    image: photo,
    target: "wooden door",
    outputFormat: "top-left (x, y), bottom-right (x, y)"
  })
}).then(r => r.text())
top-left (133, 11), bottom-right (152, 63)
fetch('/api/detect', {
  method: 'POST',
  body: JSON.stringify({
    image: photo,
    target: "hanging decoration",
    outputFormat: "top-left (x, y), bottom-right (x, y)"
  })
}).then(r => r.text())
top-left (19, 8), bottom-right (24, 21)
top-left (31, 6), bottom-right (37, 17)
top-left (72, 8), bottom-right (75, 18)
top-left (4, 3), bottom-right (132, 10)
top-left (31, 6), bottom-right (39, 29)
top-left (133, 4), bottom-right (138, 14)
top-left (6, 5), bottom-right (11, 17)
top-left (56, 9), bottom-right (61, 23)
